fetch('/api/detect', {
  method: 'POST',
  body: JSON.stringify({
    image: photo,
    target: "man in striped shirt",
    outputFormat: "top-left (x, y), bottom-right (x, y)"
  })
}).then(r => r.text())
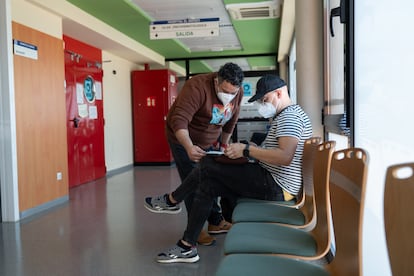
top-left (145, 74), bottom-right (313, 263)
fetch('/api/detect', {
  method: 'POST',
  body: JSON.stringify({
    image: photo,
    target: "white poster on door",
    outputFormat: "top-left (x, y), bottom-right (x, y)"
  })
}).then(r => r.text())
top-left (78, 104), bottom-right (88, 118)
top-left (76, 83), bottom-right (84, 104)
top-left (95, 81), bottom-right (102, 100)
top-left (89, 105), bottom-right (98, 119)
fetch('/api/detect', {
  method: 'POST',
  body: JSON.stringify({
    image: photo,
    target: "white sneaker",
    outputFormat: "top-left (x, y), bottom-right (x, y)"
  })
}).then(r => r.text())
top-left (156, 243), bottom-right (200, 263)
top-left (144, 194), bottom-right (182, 214)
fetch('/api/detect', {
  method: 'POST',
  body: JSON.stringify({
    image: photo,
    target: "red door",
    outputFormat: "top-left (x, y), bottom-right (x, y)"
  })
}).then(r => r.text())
top-left (132, 70), bottom-right (177, 164)
top-left (64, 36), bottom-right (106, 187)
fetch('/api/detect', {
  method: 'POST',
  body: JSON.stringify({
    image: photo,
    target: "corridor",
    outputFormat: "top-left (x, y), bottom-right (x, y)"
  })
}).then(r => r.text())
top-left (0, 166), bottom-right (224, 276)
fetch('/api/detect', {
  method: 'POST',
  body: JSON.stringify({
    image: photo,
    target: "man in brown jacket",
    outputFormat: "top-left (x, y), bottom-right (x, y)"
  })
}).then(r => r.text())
top-left (158, 62), bottom-right (244, 245)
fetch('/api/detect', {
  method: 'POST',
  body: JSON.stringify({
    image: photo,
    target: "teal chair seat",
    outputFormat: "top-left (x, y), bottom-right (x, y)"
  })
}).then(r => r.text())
top-left (232, 201), bottom-right (305, 224)
top-left (224, 222), bottom-right (316, 256)
top-left (236, 197), bottom-right (297, 206)
top-left (215, 254), bottom-right (329, 276)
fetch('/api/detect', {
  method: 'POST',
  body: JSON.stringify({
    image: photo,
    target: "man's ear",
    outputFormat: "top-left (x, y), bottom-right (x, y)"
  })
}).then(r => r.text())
top-left (275, 89), bottom-right (282, 98)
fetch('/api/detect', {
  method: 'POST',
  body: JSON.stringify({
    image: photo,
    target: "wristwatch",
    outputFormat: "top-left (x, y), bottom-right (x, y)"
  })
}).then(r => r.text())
top-left (243, 143), bottom-right (250, 158)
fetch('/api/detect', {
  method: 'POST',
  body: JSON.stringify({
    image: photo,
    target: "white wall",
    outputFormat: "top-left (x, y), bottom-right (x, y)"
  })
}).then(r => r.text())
top-left (0, 0), bottom-right (20, 221)
top-left (12, 0), bottom-right (62, 38)
top-left (102, 51), bottom-right (142, 172)
top-left (355, 1), bottom-right (414, 275)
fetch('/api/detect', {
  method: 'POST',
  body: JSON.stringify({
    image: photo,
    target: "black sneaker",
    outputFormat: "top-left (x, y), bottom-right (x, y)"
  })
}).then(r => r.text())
top-left (156, 242), bottom-right (200, 263)
top-left (144, 194), bottom-right (182, 214)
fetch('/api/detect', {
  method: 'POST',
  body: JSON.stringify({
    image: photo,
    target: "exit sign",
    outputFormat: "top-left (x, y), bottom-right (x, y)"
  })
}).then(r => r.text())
top-left (150, 18), bottom-right (219, 40)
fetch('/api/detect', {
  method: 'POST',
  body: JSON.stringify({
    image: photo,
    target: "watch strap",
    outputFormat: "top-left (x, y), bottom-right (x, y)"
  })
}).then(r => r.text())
top-left (243, 143), bottom-right (250, 157)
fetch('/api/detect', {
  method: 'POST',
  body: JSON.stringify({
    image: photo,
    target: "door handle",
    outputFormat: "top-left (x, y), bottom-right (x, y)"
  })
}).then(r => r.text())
top-left (330, 0), bottom-right (346, 37)
top-left (70, 117), bottom-right (80, 128)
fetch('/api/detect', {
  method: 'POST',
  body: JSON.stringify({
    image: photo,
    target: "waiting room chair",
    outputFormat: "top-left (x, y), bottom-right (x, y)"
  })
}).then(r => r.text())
top-left (216, 147), bottom-right (369, 276)
top-left (235, 189), bottom-right (305, 208)
top-left (223, 141), bottom-right (335, 259)
top-left (232, 137), bottom-right (322, 231)
top-left (384, 162), bottom-right (414, 276)
top-left (235, 137), bottom-right (322, 210)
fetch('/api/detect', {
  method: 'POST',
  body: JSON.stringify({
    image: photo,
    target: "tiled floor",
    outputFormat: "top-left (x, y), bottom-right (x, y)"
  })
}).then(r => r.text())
top-left (0, 166), bottom-right (225, 276)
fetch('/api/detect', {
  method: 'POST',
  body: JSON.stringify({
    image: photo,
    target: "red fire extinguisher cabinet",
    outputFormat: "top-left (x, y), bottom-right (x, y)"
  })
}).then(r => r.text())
top-left (131, 69), bottom-right (177, 165)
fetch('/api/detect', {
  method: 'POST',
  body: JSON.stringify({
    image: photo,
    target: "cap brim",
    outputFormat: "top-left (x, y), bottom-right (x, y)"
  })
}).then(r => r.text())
top-left (247, 94), bottom-right (261, 103)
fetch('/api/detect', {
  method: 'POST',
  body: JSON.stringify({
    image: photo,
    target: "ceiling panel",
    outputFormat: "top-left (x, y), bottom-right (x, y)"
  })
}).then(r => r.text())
top-left (132, 0), bottom-right (241, 51)
top-left (66, 0), bottom-right (282, 73)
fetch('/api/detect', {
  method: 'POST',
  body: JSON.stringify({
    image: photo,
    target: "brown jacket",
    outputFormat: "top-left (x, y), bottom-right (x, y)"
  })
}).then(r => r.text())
top-left (166, 72), bottom-right (243, 149)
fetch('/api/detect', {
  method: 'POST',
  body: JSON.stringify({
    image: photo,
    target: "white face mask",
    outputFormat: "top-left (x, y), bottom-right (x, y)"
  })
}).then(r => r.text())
top-left (257, 102), bottom-right (277, 118)
top-left (217, 92), bottom-right (236, 106)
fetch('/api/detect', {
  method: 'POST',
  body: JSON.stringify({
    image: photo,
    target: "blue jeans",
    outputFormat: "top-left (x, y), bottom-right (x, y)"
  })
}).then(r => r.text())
top-left (172, 156), bottom-right (284, 245)
top-left (169, 141), bottom-right (224, 226)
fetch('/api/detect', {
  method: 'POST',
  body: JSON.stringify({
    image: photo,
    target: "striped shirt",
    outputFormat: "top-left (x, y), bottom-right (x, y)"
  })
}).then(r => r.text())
top-left (259, 105), bottom-right (313, 195)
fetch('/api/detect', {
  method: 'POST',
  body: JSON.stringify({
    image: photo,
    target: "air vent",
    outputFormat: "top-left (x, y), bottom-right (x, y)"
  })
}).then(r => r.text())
top-left (226, 1), bottom-right (282, 20)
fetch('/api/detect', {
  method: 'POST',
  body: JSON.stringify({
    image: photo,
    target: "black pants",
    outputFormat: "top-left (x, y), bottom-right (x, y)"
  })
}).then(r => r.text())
top-left (169, 142), bottom-right (223, 225)
top-left (171, 156), bottom-right (284, 245)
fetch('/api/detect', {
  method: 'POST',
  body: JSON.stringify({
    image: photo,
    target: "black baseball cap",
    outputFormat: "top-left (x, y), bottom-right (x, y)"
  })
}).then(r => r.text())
top-left (248, 74), bottom-right (286, 102)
